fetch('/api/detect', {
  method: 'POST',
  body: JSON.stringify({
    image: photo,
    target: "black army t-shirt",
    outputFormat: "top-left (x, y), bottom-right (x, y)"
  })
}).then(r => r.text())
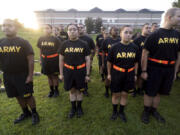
top-left (79, 35), bottom-right (95, 50)
top-left (37, 36), bottom-right (61, 55)
top-left (0, 37), bottom-right (34, 73)
top-left (134, 35), bottom-right (146, 53)
top-left (58, 39), bottom-right (90, 66)
top-left (108, 42), bottom-right (140, 69)
top-left (102, 37), bottom-right (120, 54)
top-left (144, 28), bottom-right (180, 67)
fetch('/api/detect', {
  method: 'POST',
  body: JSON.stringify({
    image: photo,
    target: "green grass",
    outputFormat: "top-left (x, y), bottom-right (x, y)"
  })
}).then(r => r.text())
top-left (0, 29), bottom-right (180, 135)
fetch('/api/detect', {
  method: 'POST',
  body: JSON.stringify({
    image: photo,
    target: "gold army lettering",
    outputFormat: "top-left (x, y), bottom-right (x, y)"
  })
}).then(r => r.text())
top-left (117, 52), bottom-right (136, 58)
top-left (0, 46), bottom-right (21, 53)
top-left (158, 37), bottom-right (179, 45)
top-left (41, 41), bottom-right (55, 47)
top-left (64, 47), bottom-right (84, 53)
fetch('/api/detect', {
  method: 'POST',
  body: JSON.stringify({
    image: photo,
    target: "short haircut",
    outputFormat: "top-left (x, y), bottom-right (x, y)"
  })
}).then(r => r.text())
top-left (165, 7), bottom-right (180, 18)
top-left (120, 25), bottom-right (131, 32)
top-left (152, 22), bottom-right (157, 26)
top-left (67, 23), bottom-right (78, 30)
top-left (3, 19), bottom-right (17, 27)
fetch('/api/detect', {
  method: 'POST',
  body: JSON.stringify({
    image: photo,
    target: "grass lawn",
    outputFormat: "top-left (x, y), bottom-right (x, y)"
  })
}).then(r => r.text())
top-left (0, 29), bottom-right (180, 135)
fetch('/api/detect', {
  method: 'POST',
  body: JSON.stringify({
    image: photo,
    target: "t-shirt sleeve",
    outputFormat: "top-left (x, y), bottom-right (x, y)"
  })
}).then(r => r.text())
top-left (58, 42), bottom-right (65, 56)
top-left (107, 47), bottom-right (114, 63)
top-left (135, 47), bottom-right (140, 62)
top-left (37, 37), bottom-right (41, 48)
top-left (144, 34), bottom-right (155, 52)
top-left (24, 40), bottom-right (34, 56)
top-left (90, 38), bottom-right (95, 50)
top-left (84, 43), bottom-right (91, 56)
top-left (55, 37), bottom-right (62, 51)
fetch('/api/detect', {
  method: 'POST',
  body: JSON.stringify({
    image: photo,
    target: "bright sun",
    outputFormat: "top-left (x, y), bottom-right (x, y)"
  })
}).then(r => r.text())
top-left (0, 11), bottom-right (39, 30)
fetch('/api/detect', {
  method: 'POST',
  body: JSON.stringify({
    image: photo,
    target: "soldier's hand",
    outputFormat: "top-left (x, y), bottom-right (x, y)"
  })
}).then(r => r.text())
top-left (141, 72), bottom-right (148, 80)
top-left (39, 60), bottom-right (42, 65)
top-left (85, 76), bottom-right (90, 83)
top-left (173, 73), bottom-right (177, 81)
top-left (107, 74), bottom-right (111, 81)
top-left (26, 75), bottom-right (33, 83)
top-left (59, 75), bottom-right (64, 81)
top-left (134, 75), bottom-right (137, 81)
top-left (102, 64), bottom-right (104, 70)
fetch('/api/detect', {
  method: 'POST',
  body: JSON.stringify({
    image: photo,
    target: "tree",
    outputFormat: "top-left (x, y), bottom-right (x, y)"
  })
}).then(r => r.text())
top-left (94, 17), bottom-right (103, 33)
top-left (172, 0), bottom-right (180, 7)
top-left (85, 17), bottom-right (94, 34)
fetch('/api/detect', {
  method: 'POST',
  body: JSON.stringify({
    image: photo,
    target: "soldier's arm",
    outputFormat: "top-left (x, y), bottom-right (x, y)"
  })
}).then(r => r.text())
top-left (59, 54), bottom-right (64, 76)
top-left (26, 54), bottom-right (34, 83)
top-left (141, 49), bottom-right (149, 80)
top-left (175, 52), bottom-right (180, 75)
top-left (85, 55), bottom-right (91, 75)
top-left (141, 49), bottom-right (149, 72)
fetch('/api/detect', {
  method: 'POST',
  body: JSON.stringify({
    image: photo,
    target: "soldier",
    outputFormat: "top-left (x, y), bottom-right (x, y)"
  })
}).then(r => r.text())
top-left (132, 23), bottom-right (151, 97)
top-left (96, 29), bottom-right (110, 82)
top-left (0, 19), bottom-right (39, 125)
top-left (37, 24), bottom-right (62, 98)
top-left (107, 25), bottom-right (139, 122)
top-left (151, 22), bottom-right (158, 33)
top-left (141, 7), bottom-right (180, 124)
top-left (102, 26), bottom-right (120, 98)
top-left (59, 24), bottom-right (91, 118)
top-left (78, 24), bottom-right (95, 96)
top-left (52, 26), bottom-right (63, 42)
top-left (59, 24), bottom-right (68, 41)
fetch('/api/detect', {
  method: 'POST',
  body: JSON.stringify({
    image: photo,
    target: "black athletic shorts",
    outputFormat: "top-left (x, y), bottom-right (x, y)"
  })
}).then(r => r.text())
top-left (63, 67), bottom-right (86, 91)
top-left (145, 66), bottom-right (175, 97)
top-left (41, 56), bottom-right (59, 75)
top-left (110, 69), bottom-right (135, 93)
top-left (3, 73), bottom-right (34, 98)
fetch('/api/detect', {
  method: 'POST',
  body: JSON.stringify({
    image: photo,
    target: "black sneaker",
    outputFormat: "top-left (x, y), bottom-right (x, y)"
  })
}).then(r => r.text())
top-left (32, 112), bottom-right (40, 125)
top-left (110, 112), bottom-right (118, 120)
top-left (152, 111), bottom-right (166, 123)
top-left (119, 112), bottom-right (127, 123)
top-left (141, 110), bottom-right (150, 124)
top-left (83, 90), bottom-right (89, 96)
top-left (104, 93), bottom-right (109, 98)
top-left (14, 112), bottom-right (31, 124)
top-left (68, 108), bottom-right (76, 119)
top-left (77, 107), bottom-right (84, 118)
top-left (48, 91), bottom-right (54, 98)
top-left (53, 90), bottom-right (59, 97)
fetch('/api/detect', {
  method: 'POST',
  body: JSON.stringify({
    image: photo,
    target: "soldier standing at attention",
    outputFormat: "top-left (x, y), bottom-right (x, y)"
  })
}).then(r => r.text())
top-left (141, 8), bottom-right (180, 124)
top-left (59, 24), bottom-right (91, 118)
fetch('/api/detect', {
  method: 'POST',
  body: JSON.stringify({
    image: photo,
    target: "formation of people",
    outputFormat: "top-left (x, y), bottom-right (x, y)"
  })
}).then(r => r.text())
top-left (0, 7), bottom-right (180, 126)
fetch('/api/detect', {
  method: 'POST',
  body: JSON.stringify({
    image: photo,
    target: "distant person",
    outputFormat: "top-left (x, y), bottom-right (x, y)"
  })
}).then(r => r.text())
top-left (102, 26), bottom-right (120, 98)
top-left (151, 22), bottom-right (158, 33)
top-left (78, 24), bottom-right (95, 96)
top-left (132, 23), bottom-right (151, 97)
top-left (37, 24), bottom-right (62, 98)
top-left (59, 24), bottom-right (68, 41)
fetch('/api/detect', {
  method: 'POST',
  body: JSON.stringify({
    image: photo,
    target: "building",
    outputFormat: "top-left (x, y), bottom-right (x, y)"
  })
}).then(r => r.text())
top-left (34, 7), bottom-right (164, 28)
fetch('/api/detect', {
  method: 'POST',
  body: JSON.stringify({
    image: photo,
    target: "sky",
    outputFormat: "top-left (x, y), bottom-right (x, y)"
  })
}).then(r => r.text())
top-left (0, 0), bottom-right (175, 29)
